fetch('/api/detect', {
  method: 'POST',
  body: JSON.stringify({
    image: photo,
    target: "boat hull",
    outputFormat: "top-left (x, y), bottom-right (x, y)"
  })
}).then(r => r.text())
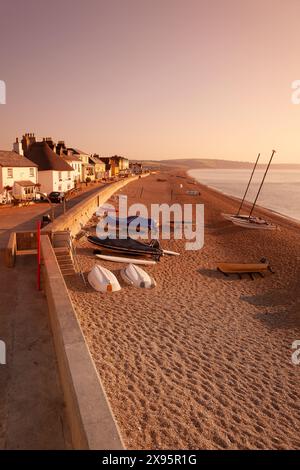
top-left (95, 254), bottom-right (157, 265)
top-left (231, 219), bottom-right (276, 230)
top-left (120, 263), bottom-right (156, 288)
top-left (88, 235), bottom-right (163, 259)
top-left (88, 265), bottom-right (121, 292)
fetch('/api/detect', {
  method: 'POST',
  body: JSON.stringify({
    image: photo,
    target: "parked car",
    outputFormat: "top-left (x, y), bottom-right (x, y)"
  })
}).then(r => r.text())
top-left (36, 192), bottom-right (48, 202)
top-left (48, 191), bottom-right (65, 203)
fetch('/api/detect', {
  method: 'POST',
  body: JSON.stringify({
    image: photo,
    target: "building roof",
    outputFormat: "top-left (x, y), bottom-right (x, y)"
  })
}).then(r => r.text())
top-left (67, 148), bottom-right (89, 156)
top-left (0, 150), bottom-right (38, 168)
top-left (89, 155), bottom-right (106, 165)
top-left (14, 180), bottom-right (37, 187)
top-left (25, 142), bottom-right (73, 171)
top-left (62, 153), bottom-right (82, 163)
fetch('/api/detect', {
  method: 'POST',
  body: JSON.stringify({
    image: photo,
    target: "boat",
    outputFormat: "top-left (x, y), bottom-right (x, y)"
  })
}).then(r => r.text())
top-left (95, 253), bottom-right (157, 265)
top-left (120, 263), bottom-right (156, 288)
top-left (225, 150), bottom-right (277, 230)
top-left (186, 190), bottom-right (200, 196)
top-left (87, 235), bottom-right (163, 259)
top-left (222, 213), bottom-right (271, 226)
top-left (231, 217), bottom-right (276, 230)
top-left (217, 258), bottom-right (274, 279)
top-left (222, 213), bottom-right (252, 222)
top-left (222, 152), bottom-right (261, 222)
top-left (88, 264), bottom-right (121, 292)
top-left (103, 215), bottom-right (158, 233)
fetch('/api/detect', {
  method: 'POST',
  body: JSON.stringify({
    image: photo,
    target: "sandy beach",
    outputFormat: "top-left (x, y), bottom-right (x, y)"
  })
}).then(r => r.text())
top-left (67, 169), bottom-right (300, 450)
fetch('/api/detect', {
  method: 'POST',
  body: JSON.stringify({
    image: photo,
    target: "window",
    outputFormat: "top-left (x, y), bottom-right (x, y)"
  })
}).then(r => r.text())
top-left (29, 167), bottom-right (34, 177)
top-left (59, 172), bottom-right (62, 181)
top-left (58, 185), bottom-right (62, 191)
top-left (68, 171), bottom-right (71, 180)
top-left (25, 186), bottom-right (33, 195)
top-left (7, 168), bottom-right (13, 178)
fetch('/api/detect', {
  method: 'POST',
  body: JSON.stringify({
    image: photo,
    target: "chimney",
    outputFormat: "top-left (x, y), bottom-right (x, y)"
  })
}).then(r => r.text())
top-left (13, 137), bottom-right (24, 156)
top-left (21, 132), bottom-right (36, 154)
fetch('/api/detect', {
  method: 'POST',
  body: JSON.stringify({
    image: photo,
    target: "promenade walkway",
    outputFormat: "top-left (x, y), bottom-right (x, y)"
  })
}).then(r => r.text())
top-left (0, 181), bottom-right (109, 449)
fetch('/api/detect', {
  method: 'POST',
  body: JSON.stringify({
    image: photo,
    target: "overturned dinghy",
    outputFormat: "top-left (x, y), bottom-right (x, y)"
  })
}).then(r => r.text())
top-left (120, 264), bottom-right (156, 288)
top-left (88, 264), bottom-right (121, 293)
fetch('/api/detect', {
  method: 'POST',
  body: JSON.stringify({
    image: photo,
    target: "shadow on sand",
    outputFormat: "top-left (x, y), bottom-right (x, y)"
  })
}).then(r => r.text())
top-left (241, 288), bottom-right (300, 330)
top-left (197, 268), bottom-right (241, 282)
top-left (253, 305), bottom-right (300, 330)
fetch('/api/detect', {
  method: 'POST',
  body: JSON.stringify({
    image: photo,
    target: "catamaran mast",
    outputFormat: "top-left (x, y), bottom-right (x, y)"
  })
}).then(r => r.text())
top-left (237, 152), bottom-right (260, 216)
top-left (248, 149), bottom-right (276, 218)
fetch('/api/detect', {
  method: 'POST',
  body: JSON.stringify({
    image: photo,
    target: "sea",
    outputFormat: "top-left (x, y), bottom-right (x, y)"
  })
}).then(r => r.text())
top-left (188, 169), bottom-right (300, 222)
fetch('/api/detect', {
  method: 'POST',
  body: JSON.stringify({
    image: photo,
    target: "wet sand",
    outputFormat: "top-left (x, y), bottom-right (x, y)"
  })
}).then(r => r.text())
top-left (66, 169), bottom-right (300, 449)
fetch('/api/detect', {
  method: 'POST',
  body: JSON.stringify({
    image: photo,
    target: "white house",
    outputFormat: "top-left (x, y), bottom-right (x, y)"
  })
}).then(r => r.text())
top-left (65, 148), bottom-right (95, 181)
top-left (0, 150), bottom-right (38, 194)
top-left (62, 152), bottom-right (83, 184)
top-left (89, 154), bottom-right (106, 179)
top-left (23, 141), bottom-right (74, 194)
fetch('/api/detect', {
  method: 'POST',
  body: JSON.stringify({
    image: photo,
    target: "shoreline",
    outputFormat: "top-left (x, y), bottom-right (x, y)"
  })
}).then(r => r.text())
top-left (67, 168), bottom-right (300, 450)
top-left (186, 169), bottom-right (300, 230)
top-left (185, 169), bottom-right (300, 231)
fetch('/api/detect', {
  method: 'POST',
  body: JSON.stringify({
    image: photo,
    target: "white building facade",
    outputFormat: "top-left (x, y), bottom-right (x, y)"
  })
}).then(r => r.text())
top-left (0, 150), bottom-right (38, 191)
top-left (37, 169), bottom-right (74, 194)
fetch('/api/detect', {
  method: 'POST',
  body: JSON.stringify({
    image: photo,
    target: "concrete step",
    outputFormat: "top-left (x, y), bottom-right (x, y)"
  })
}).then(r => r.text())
top-left (57, 258), bottom-right (73, 264)
top-left (54, 248), bottom-right (71, 254)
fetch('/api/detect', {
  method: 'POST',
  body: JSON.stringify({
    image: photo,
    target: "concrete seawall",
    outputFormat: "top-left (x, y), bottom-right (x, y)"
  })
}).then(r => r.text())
top-left (41, 235), bottom-right (124, 449)
top-left (40, 174), bottom-right (148, 449)
top-left (42, 175), bottom-right (148, 237)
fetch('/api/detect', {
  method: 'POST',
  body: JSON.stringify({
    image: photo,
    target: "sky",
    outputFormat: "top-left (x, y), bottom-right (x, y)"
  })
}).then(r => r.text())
top-left (1, 0), bottom-right (300, 163)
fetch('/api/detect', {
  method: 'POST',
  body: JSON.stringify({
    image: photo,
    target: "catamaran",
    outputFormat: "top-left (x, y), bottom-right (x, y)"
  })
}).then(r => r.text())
top-left (223, 150), bottom-right (277, 230)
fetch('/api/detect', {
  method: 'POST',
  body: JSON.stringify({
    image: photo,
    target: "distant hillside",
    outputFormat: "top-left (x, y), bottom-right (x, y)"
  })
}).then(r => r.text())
top-left (135, 158), bottom-right (300, 170)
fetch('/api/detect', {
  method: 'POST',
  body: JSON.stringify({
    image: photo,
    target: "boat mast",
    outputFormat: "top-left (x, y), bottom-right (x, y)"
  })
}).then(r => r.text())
top-left (237, 152), bottom-right (260, 215)
top-left (248, 149), bottom-right (276, 218)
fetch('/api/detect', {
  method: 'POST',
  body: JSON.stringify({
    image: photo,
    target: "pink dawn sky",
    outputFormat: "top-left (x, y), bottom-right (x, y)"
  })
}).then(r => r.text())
top-left (1, 0), bottom-right (300, 163)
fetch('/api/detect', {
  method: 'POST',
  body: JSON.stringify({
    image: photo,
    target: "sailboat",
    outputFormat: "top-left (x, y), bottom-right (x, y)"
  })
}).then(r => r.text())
top-left (230, 216), bottom-right (276, 230)
top-left (224, 150), bottom-right (277, 230)
top-left (222, 152), bottom-right (261, 223)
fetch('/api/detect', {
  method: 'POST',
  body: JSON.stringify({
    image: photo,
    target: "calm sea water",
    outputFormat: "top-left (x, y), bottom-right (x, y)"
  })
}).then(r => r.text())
top-left (188, 169), bottom-right (300, 222)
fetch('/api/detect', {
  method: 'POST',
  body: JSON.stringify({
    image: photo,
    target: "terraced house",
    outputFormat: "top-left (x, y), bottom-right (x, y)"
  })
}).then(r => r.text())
top-left (0, 144), bottom-right (38, 202)
top-left (14, 134), bottom-right (74, 194)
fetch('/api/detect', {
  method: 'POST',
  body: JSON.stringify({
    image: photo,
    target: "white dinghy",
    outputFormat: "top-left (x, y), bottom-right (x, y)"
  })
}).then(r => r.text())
top-left (88, 264), bottom-right (121, 293)
top-left (120, 263), bottom-right (156, 288)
